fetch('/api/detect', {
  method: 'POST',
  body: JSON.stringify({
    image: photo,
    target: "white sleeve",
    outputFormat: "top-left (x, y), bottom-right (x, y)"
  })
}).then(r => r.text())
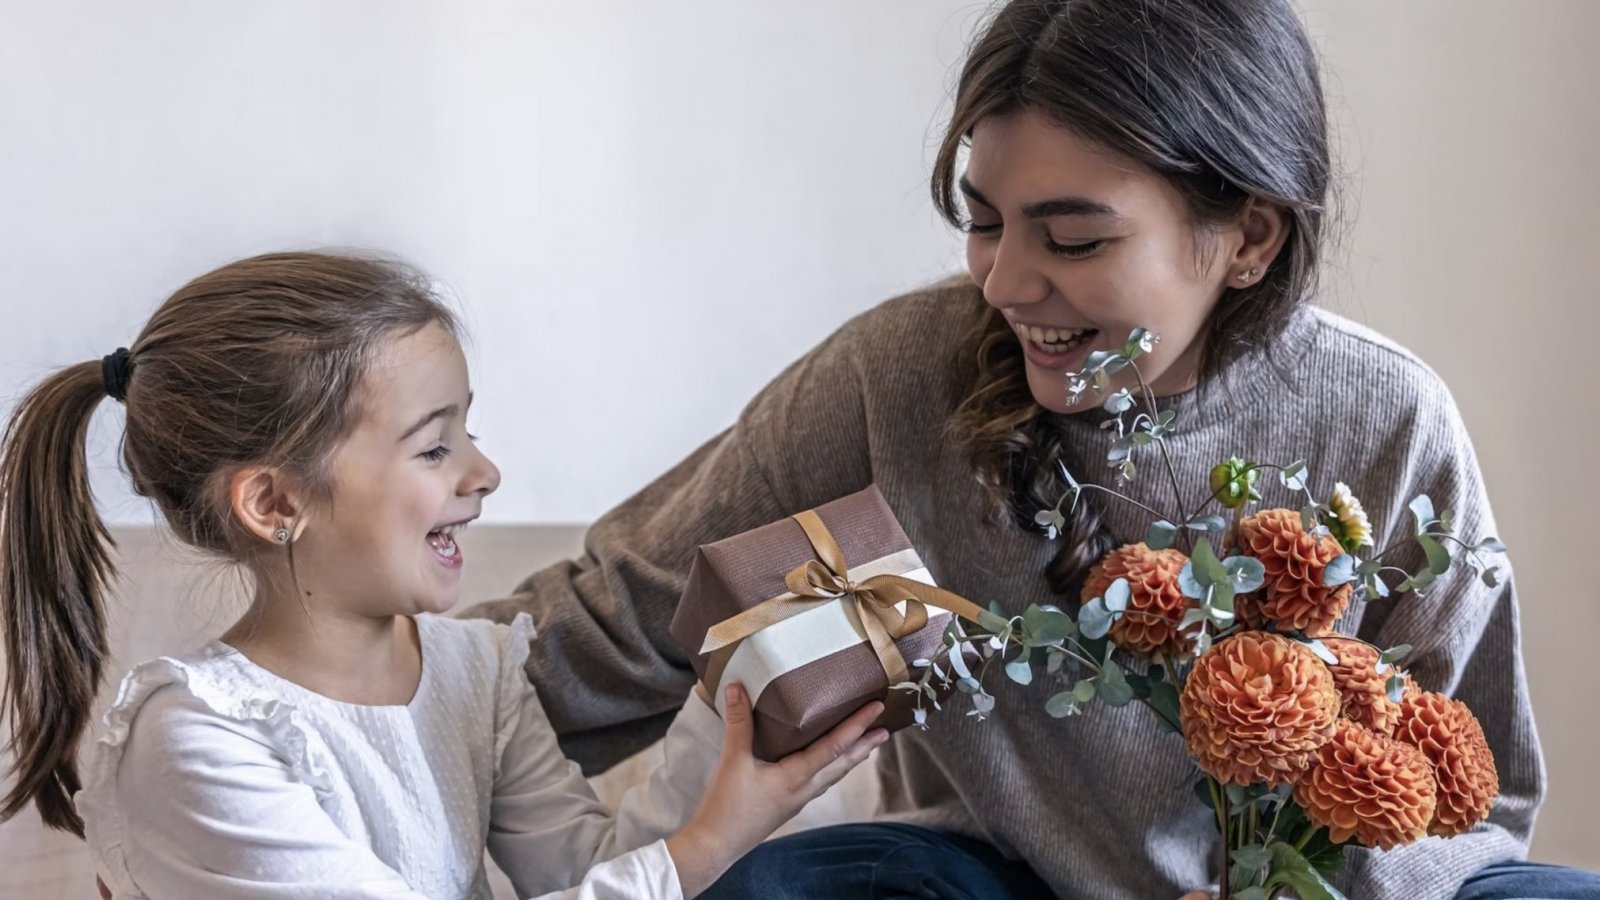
top-left (101, 686), bottom-right (428, 899)
top-left (486, 659), bottom-right (724, 900)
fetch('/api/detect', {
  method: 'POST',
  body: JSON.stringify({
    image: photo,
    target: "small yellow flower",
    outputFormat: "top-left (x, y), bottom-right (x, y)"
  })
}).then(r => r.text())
top-left (1329, 482), bottom-right (1373, 551)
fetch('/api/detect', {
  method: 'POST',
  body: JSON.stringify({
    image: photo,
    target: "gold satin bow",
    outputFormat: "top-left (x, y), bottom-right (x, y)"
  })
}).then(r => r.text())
top-left (699, 508), bottom-right (986, 698)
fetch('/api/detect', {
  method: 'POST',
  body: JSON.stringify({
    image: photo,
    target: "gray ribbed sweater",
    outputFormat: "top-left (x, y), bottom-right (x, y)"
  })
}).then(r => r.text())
top-left (467, 279), bottom-right (1541, 899)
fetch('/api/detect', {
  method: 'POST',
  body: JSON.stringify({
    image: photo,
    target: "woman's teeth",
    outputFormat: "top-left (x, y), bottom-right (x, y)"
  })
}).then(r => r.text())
top-left (1014, 323), bottom-right (1098, 354)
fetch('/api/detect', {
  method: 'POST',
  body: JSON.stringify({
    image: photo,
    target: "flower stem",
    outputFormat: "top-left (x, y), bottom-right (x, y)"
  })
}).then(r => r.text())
top-left (1211, 778), bottom-right (1232, 899)
top-left (1294, 822), bottom-right (1322, 852)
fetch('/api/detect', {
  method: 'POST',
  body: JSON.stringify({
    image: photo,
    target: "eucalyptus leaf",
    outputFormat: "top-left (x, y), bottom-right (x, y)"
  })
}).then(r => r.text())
top-left (1301, 504), bottom-right (1319, 532)
top-left (1193, 538), bottom-right (1229, 584)
top-left (1084, 350), bottom-right (1117, 372)
top-left (1223, 555), bottom-right (1267, 593)
top-left (1194, 628), bottom-right (1213, 655)
top-left (977, 609), bottom-right (1012, 634)
top-left (1103, 388), bottom-right (1135, 415)
top-left (1481, 567), bottom-right (1500, 588)
top-left (1233, 843), bottom-right (1273, 871)
top-left (1004, 657), bottom-right (1034, 686)
top-left (971, 692), bottom-right (996, 715)
top-left (1092, 367), bottom-right (1111, 391)
top-left (948, 645), bottom-right (973, 680)
top-left (1129, 432), bottom-right (1154, 446)
top-left (1409, 495), bottom-right (1437, 535)
top-left (1120, 459), bottom-right (1137, 481)
top-left (1265, 841), bottom-right (1347, 900)
top-left (1072, 678), bottom-right (1099, 704)
top-left (1147, 520), bottom-right (1179, 550)
top-left (1281, 460), bottom-right (1308, 491)
top-left (1148, 680), bottom-right (1181, 732)
top-left (1079, 598), bottom-right (1115, 640)
top-left (1103, 578), bottom-right (1131, 613)
top-left (1234, 889), bottom-right (1270, 900)
top-left (1023, 605), bottom-right (1077, 645)
top-left (1178, 561), bottom-right (1206, 599)
top-left (1477, 537), bottom-right (1508, 554)
top-left (1303, 638), bottom-right (1339, 666)
top-left (1386, 673), bottom-right (1406, 703)
top-left (1379, 644), bottom-right (1413, 665)
top-left (1096, 661), bottom-right (1135, 706)
top-left (1045, 690), bottom-right (1080, 718)
top-left (1179, 606), bottom-right (1210, 630)
top-left (1208, 582), bottom-right (1236, 616)
top-left (1046, 648), bottom-right (1066, 674)
top-left (1418, 534), bottom-right (1452, 576)
top-left (1323, 553), bottom-right (1358, 587)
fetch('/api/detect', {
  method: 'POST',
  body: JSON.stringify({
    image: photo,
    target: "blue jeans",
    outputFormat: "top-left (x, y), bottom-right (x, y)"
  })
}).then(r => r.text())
top-left (702, 823), bottom-right (1600, 899)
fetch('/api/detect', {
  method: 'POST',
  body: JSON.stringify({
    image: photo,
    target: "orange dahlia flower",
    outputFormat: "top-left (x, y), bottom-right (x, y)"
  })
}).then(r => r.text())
top-left (1396, 691), bottom-right (1500, 837)
top-left (1294, 719), bottom-right (1439, 849)
top-left (1082, 543), bottom-right (1198, 659)
top-left (1321, 636), bottom-right (1402, 736)
top-left (1237, 508), bottom-right (1353, 634)
top-left (1181, 631), bottom-right (1340, 786)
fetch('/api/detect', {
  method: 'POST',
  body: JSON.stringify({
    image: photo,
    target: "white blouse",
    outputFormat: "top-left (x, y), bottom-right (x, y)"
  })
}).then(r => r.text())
top-left (76, 613), bottom-right (722, 899)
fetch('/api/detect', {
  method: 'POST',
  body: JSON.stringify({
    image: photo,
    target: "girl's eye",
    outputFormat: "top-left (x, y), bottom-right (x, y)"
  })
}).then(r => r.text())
top-left (961, 220), bottom-right (1001, 236)
top-left (420, 445), bottom-right (451, 462)
top-left (1047, 238), bottom-right (1105, 259)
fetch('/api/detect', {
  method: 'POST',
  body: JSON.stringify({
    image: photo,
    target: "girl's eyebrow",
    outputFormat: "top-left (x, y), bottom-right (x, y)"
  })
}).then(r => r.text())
top-left (398, 392), bottom-right (473, 442)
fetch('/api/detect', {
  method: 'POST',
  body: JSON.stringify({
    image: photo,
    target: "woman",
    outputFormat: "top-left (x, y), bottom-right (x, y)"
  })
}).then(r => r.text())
top-left (468, 1), bottom-right (1596, 896)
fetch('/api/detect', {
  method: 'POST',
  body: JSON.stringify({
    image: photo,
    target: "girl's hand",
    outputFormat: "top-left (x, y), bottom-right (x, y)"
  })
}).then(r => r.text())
top-left (666, 682), bottom-right (888, 898)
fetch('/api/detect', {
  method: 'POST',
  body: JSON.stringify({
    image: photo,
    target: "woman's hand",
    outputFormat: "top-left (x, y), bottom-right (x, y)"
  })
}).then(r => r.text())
top-left (1179, 892), bottom-right (1214, 899)
top-left (666, 682), bottom-right (888, 898)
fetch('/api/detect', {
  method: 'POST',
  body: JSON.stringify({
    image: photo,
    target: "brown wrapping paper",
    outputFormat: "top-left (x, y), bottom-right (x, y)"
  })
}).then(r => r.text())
top-left (670, 485), bottom-right (982, 761)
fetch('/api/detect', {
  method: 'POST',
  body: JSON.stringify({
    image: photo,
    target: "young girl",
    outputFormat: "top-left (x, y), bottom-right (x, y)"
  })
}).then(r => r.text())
top-left (0, 251), bottom-right (888, 899)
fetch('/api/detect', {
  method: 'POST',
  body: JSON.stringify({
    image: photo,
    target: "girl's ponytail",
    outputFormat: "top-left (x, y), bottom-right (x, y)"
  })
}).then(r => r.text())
top-left (0, 358), bottom-right (119, 836)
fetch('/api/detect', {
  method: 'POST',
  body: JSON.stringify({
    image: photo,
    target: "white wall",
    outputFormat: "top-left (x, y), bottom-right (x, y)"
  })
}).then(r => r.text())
top-left (0, 0), bottom-right (976, 525)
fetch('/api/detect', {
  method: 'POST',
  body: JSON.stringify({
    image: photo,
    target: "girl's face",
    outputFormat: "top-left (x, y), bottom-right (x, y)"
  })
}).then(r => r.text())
top-left (962, 110), bottom-right (1254, 413)
top-left (292, 323), bottom-right (500, 618)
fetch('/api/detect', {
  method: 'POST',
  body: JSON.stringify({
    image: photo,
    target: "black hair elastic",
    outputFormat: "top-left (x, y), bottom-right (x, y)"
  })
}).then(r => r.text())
top-left (101, 347), bottom-right (133, 402)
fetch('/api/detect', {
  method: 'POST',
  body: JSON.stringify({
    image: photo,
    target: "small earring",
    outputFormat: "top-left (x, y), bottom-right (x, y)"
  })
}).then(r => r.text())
top-left (1238, 266), bottom-right (1260, 282)
top-left (273, 527), bottom-right (291, 545)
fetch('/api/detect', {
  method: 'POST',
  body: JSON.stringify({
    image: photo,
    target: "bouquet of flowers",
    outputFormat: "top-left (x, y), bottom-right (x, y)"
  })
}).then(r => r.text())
top-left (899, 329), bottom-right (1504, 899)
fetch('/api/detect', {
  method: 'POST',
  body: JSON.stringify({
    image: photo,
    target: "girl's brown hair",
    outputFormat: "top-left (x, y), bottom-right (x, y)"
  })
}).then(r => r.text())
top-left (939, 0), bottom-right (1331, 594)
top-left (0, 251), bottom-right (457, 835)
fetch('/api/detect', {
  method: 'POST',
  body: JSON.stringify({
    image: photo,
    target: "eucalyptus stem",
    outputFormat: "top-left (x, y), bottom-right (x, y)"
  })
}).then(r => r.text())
top-left (1074, 482), bottom-right (1175, 527)
top-left (1129, 362), bottom-right (1188, 524)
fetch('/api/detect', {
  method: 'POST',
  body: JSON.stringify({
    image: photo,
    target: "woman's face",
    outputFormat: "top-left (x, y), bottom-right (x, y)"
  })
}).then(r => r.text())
top-left (962, 110), bottom-right (1264, 414)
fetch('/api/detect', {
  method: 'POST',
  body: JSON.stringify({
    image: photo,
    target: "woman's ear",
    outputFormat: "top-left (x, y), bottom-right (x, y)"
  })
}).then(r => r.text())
top-left (1227, 199), bottom-right (1291, 285)
top-left (227, 466), bottom-right (306, 545)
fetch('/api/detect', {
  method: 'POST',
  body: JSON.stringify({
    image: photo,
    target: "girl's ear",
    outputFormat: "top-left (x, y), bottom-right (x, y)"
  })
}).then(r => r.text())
top-left (228, 466), bottom-right (307, 544)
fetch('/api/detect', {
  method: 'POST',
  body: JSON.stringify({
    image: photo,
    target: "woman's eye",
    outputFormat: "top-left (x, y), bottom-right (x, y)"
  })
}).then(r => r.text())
top-left (961, 219), bottom-right (1001, 236)
top-left (420, 445), bottom-right (451, 462)
top-left (1047, 238), bottom-right (1105, 259)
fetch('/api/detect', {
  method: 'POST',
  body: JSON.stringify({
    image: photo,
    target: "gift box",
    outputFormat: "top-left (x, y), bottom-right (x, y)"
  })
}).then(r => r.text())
top-left (670, 485), bottom-right (985, 761)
